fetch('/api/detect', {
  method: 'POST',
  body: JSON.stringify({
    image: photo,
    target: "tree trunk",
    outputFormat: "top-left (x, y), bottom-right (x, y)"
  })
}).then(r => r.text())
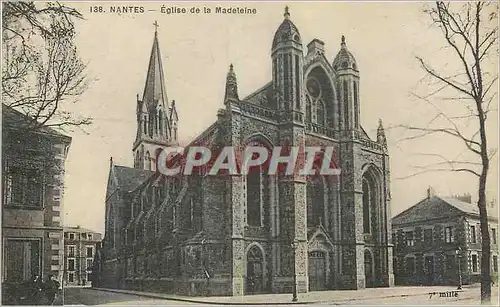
top-left (477, 96), bottom-right (491, 304)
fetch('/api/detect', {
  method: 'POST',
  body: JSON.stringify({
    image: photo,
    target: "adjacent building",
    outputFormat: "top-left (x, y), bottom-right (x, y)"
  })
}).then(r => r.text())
top-left (63, 226), bottom-right (103, 286)
top-left (2, 105), bottom-right (71, 287)
top-left (392, 189), bottom-right (499, 286)
top-left (101, 8), bottom-right (394, 296)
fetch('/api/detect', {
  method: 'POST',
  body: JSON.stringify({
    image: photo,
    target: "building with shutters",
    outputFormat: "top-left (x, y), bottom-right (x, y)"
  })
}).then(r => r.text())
top-left (392, 188), bottom-right (499, 286)
top-left (63, 226), bottom-right (103, 286)
top-left (2, 105), bottom-right (71, 289)
top-left (100, 7), bottom-right (394, 296)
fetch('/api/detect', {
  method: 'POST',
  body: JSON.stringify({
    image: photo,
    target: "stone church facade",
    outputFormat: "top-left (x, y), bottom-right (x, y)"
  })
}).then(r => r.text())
top-left (100, 8), bottom-right (394, 296)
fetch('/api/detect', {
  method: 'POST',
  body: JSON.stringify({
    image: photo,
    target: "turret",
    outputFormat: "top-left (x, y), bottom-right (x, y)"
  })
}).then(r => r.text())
top-left (271, 7), bottom-right (304, 121)
top-left (377, 118), bottom-right (387, 149)
top-left (224, 64), bottom-right (239, 104)
top-left (333, 35), bottom-right (360, 131)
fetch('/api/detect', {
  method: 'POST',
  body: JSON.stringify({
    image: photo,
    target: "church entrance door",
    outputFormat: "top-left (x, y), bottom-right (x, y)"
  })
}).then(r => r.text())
top-left (246, 246), bottom-right (264, 295)
top-left (308, 251), bottom-right (327, 291)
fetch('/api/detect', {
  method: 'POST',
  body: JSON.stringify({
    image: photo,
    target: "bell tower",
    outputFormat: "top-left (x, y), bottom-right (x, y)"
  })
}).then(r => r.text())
top-left (271, 7), bottom-right (308, 294)
top-left (133, 22), bottom-right (179, 171)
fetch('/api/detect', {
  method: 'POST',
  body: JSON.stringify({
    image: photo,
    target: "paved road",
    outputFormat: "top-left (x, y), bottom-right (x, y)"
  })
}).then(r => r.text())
top-left (64, 286), bottom-right (498, 306)
top-left (64, 288), bottom-right (196, 305)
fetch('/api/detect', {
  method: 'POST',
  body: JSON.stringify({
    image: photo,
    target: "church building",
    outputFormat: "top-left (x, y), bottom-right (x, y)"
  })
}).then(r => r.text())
top-left (100, 7), bottom-right (394, 296)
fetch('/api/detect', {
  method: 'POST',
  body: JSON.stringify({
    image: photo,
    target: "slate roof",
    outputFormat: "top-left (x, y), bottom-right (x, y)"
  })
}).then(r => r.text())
top-left (272, 9), bottom-right (301, 49)
top-left (243, 82), bottom-right (273, 106)
top-left (64, 226), bottom-right (100, 235)
top-left (113, 165), bottom-right (154, 193)
top-left (332, 36), bottom-right (357, 70)
top-left (440, 196), bottom-right (480, 215)
top-left (2, 104), bottom-right (71, 141)
top-left (392, 195), bottom-right (496, 226)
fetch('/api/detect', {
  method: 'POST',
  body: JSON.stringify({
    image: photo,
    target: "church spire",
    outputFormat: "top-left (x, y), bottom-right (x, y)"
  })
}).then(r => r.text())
top-left (142, 22), bottom-right (168, 108)
top-left (224, 63), bottom-right (239, 104)
top-left (133, 23), bottom-right (178, 170)
top-left (377, 118), bottom-right (387, 148)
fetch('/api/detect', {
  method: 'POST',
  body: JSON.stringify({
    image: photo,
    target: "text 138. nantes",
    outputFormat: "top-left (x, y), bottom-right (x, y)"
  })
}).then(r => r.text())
top-left (90, 5), bottom-right (257, 15)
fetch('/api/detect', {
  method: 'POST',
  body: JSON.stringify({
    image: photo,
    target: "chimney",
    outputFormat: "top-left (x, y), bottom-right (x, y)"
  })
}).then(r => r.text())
top-left (454, 193), bottom-right (472, 204)
top-left (427, 186), bottom-right (434, 199)
top-left (307, 39), bottom-right (325, 56)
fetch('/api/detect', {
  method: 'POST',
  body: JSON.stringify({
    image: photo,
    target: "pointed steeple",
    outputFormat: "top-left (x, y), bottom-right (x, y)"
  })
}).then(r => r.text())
top-left (224, 64), bottom-right (239, 103)
top-left (377, 118), bottom-right (387, 148)
top-left (142, 23), bottom-right (168, 108)
top-left (133, 24), bottom-right (178, 169)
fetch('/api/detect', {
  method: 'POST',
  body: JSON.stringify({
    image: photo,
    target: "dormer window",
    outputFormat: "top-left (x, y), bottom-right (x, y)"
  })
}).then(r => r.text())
top-left (342, 61), bottom-right (348, 69)
top-left (352, 63), bottom-right (357, 70)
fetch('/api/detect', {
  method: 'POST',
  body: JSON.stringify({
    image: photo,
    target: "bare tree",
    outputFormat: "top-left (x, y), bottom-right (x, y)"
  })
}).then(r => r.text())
top-left (397, 2), bottom-right (498, 303)
top-left (2, 1), bottom-right (92, 132)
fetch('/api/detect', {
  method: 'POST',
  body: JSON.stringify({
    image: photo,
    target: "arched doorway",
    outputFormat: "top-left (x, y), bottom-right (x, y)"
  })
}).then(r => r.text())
top-left (308, 251), bottom-right (327, 291)
top-left (364, 250), bottom-right (374, 288)
top-left (246, 245), bottom-right (264, 295)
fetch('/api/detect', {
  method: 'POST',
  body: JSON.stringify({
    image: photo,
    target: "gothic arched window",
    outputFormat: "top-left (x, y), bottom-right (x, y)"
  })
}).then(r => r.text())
top-left (190, 173), bottom-right (203, 232)
top-left (362, 169), bottom-right (379, 235)
top-left (295, 54), bottom-right (301, 109)
top-left (362, 179), bottom-right (371, 234)
top-left (317, 100), bottom-right (325, 126)
top-left (159, 110), bottom-right (163, 135)
top-left (343, 80), bottom-right (349, 129)
top-left (353, 81), bottom-right (358, 128)
top-left (247, 166), bottom-right (261, 226)
top-left (283, 55), bottom-right (290, 108)
top-left (306, 96), bottom-right (312, 122)
top-left (145, 151), bottom-right (151, 170)
top-left (306, 78), bottom-right (327, 127)
top-left (307, 176), bottom-right (325, 228)
top-left (143, 116), bottom-right (147, 133)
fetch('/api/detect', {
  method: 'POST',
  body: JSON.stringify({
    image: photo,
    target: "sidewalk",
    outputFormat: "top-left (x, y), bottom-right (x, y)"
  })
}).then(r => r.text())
top-left (90, 285), bottom-right (471, 305)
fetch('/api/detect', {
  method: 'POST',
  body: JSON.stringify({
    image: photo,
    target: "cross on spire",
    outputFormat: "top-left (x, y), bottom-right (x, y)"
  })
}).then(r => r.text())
top-left (153, 20), bottom-right (159, 33)
top-left (284, 6), bottom-right (290, 19)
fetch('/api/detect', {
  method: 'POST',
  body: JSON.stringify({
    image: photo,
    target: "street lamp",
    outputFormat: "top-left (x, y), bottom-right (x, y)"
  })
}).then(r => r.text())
top-left (285, 205), bottom-right (298, 303)
top-left (456, 247), bottom-right (463, 290)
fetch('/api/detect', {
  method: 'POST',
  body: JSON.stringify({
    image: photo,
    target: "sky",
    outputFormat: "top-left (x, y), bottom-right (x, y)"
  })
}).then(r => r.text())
top-left (60, 2), bottom-right (498, 235)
